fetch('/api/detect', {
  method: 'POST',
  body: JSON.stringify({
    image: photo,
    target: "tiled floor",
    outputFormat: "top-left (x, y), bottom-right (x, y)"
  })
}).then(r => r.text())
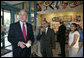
top-left (1, 42), bottom-right (69, 57)
top-left (1, 34), bottom-right (13, 57)
top-left (53, 42), bottom-right (68, 57)
top-left (1, 52), bottom-right (13, 57)
top-left (5, 34), bottom-right (11, 46)
top-left (1, 46), bottom-right (13, 57)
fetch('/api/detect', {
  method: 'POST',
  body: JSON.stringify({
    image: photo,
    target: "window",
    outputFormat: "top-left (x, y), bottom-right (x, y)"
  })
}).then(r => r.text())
top-left (4, 10), bottom-right (11, 32)
top-left (15, 12), bottom-right (20, 22)
top-left (4, 10), bottom-right (11, 46)
top-left (1, 9), bottom-right (2, 16)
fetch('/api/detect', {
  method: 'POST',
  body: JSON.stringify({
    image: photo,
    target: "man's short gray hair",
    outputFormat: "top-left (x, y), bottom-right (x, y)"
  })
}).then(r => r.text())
top-left (19, 9), bottom-right (28, 15)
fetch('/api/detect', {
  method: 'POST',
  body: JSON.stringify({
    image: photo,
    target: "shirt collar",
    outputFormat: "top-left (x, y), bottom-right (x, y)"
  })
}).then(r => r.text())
top-left (20, 21), bottom-right (26, 25)
top-left (45, 27), bottom-right (48, 31)
top-left (46, 27), bottom-right (48, 29)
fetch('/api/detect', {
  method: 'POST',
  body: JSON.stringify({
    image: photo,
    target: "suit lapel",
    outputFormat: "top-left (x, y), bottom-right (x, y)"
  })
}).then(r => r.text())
top-left (17, 21), bottom-right (25, 41)
top-left (17, 21), bottom-right (31, 42)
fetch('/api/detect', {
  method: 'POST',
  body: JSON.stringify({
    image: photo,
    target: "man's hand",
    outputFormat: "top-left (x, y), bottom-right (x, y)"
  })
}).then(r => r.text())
top-left (40, 28), bottom-right (44, 32)
top-left (40, 27), bottom-right (44, 34)
top-left (18, 41), bottom-right (26, 48)
top-left (27, 40), bottom-right (32, 44)
top-left (25, 40), bottom-right (32, 48)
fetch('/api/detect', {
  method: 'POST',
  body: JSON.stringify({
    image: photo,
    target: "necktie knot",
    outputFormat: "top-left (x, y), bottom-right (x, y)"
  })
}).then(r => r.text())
top-left (23, 23), bottom-right (25, 26)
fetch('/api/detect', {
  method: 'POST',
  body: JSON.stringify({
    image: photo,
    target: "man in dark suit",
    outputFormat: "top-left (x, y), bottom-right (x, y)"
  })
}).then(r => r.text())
top-left (8, 10), bottom-right (34, 57)
top-left (58, 21), bottom-right (66, 57)
top-left (37, 20), bottom-right (55, 57)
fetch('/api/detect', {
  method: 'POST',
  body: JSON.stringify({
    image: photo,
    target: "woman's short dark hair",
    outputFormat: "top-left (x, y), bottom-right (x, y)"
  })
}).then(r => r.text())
top-left (71, 23), bottom-right (78, 31)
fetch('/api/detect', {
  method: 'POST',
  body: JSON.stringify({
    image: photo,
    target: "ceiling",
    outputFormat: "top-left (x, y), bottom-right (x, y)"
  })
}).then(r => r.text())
top-left (2, 1), bottom-right (24, 5)
top-left (2, 1), bottom-right (83, 14)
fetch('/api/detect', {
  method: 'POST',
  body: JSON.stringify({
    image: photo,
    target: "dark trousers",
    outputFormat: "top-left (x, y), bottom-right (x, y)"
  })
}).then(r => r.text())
top-left (59, 40), bottom-right (65, 57)
top-left (13, 47), bottom-right (31, 57)
top-left (40, 48), bottom-right (53, 57)
top-left (41, 50), bottom-right (47, 57)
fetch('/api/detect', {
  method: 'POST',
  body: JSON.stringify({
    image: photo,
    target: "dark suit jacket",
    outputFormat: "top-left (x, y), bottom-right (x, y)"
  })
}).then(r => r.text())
top-left (58, 24), bottom-right (66, 42)
top-left (8, 21), bottom-right (34, 57)
top-left (37, 27), bottom-right (55, 56)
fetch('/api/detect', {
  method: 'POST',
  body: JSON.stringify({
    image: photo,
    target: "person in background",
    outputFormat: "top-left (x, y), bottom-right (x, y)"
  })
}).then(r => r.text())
top-left (31, 25), bottom-right (42, 57)
top-left (8, 10), bottom-right (34, 57)
top-left (77, 24), bottom-right (83, 42)
top-left (76, 24), bottom-right (83, 57)
top-left (68, 23), bottom-right (80, 57)
top-left (57, 21), bottom-right (66, 57)
top-left (37, 20), bottom-right (55, 57)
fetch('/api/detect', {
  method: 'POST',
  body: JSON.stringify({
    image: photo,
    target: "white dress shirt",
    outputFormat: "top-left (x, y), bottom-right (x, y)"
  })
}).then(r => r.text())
top-left (45, 27), bottom-right (48, 34)
top-left (20, 21), bottom-right (27, 35)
